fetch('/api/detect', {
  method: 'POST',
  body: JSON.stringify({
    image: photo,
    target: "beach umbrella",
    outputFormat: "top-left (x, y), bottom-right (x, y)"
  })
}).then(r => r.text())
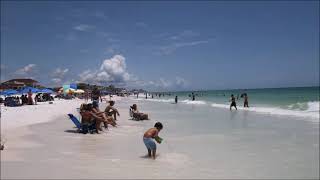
top-left (64, 88), bottom-right (75, 94)
top-left (74, 89), bottom-right (85, 94)
top-left (19, 86), bottom-right (40, 94)
top-left (70, 84), bottom-right (77, 90)
top-left (40, 88), bottom-right (54, 94)
top-left (3, 89), bottom-right (19, 96)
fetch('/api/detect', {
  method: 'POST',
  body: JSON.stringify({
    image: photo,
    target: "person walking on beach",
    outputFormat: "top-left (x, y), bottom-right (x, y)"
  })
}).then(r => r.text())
top-left (91, 86), bottom-right (101, 107)
top-left (175, 96), bottom-right (178, 103)
top-left (143, 122), bottom-right (163, 159)
top-left (230, 94), bottom-right (237, 110)
top-left (145, 93), bottom-right (148, 99)
top-left (243, 93), bottom-right (249, 108)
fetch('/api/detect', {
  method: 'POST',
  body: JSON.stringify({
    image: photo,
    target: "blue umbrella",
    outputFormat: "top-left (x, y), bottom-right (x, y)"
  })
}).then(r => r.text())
top-left (19, 86), bottom-right (40, 94)
top-left (40, 88), bottom-right (54, 94)
top-left (2, 89), bottom-right (19, 96)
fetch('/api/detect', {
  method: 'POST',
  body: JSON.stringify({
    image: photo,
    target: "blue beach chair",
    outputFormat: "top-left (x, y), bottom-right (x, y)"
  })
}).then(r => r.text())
top-left (67, 114), bottom-right (96, 134)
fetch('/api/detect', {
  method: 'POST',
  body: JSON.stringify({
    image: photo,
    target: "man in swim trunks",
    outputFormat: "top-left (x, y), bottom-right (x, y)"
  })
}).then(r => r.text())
top-left (230, 94), bottom-right (237, 110)
top-left (143, 122), bottom-right (163, 159)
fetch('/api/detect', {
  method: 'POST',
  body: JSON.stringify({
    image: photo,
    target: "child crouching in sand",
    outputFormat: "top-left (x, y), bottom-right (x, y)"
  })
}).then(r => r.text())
top-left (143, 122), bottom-right (163, 159)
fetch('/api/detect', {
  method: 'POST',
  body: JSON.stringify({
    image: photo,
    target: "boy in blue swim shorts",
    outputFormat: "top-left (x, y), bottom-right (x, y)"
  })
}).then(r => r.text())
top-left (143, 122), bottom-right (163, 159)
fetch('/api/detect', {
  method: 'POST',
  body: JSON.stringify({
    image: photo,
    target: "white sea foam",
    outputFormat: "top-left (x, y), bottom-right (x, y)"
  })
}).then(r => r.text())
top-left (180, 99), bottom-right (207, 105)
top-left (134, 98), bottom-right (175, 103)
top-left (306, 101), bottom-right (319, 112)
top-left (211, 101), bottom-right (319, 122)
top-left (133, 96), bottom-right (319, 121)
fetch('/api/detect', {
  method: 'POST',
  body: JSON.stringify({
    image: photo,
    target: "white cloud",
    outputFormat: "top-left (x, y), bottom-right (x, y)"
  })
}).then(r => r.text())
top-left (138, 77), bottom-right (189, 91)
top-left (79, 69), bottom-right (98, 83)
top-left (169, 30), bottom-right (199, 40)
top-left (175, 77), bottom-right (188, 87)
top-left (100, 55), bottom-right (130, 81)
top-left (78, 54), bottom-right (132, 85)
top-left (52, 68), bottom-right (69, 78)
top-left (51, 78), bottom-right (62, 83)
top-left (50, 68), bottom-right (69, 85)
top-left (15, 64), bottom-right (37, 75)
top-left (73, 24), bottom-right (95, 32)
top-left (159, 78), bottom-right (172, 88)
top-left (159, 40), bottom-right (209, 55)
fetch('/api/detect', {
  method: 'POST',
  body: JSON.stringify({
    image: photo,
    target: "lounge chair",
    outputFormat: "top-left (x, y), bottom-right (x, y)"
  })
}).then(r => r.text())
top-left (67, 114), bottom-right (96, 134)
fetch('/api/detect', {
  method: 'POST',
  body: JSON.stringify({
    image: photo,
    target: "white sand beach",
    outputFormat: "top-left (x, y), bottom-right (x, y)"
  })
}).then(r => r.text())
top-left (1, 96), bottom-right (319, 179)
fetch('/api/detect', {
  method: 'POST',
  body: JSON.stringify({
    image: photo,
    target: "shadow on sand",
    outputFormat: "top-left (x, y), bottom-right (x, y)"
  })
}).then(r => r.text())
top-left (64, 129), bottom-right (79, 133)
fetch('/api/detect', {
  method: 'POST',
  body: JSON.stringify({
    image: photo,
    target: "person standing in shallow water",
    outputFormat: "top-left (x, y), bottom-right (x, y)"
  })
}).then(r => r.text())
top-left (175, 96), bottom-right (178, 103)
top-left (192, 92), bottom-right (195, 101)
top-left (243, 93), bottom-right (249, 108)
top-left (230, 94), bottom-right (237, 110)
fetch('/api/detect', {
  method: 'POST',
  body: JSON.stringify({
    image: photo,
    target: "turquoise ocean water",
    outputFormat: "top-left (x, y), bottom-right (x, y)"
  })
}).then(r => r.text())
top-left (145, 86), bottom-right (319, 120)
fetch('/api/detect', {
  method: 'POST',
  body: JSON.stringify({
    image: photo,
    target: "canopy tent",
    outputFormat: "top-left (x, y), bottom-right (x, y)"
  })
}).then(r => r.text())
top-left (40, 88), bottom-right (54, 94)
top-left (19, 86), bottom-right (40, 94)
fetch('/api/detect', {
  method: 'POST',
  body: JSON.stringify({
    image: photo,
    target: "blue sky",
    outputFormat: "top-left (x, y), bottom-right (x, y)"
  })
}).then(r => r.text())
top-left (1, 1), bottom-right (319, 91)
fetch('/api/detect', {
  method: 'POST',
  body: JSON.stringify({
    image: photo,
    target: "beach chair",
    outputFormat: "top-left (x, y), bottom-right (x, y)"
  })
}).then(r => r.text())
top-left (67, 114), bottom-right (96, 134)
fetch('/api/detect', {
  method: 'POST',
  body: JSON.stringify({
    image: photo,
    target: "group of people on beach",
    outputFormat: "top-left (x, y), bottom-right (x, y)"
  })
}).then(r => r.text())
top-left (79, 87), bottom-right (150, 133)
top-left (78, 88), bottom-right (162, 159)
top-left (79, 100), bottom-right (119, 134)
top-left (2, 89), bottom-right (54, 107)
top-left (229, 93), bottom-right (249, 110)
